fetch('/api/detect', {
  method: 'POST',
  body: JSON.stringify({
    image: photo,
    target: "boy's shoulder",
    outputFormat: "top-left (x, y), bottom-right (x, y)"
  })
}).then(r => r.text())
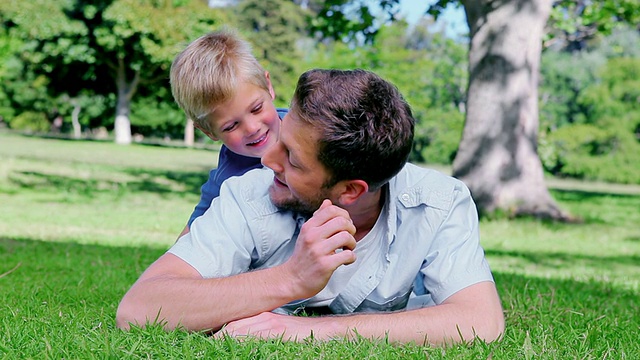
top-left (276, 108), bottom-right (289, 119)
top-left (215, 145), bottom-right (262, 182)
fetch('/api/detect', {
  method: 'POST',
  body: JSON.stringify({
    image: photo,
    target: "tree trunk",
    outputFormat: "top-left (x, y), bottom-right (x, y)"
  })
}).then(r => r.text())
top-left (113, 58), bottom-right (140, 145)
top-left (184, 117), bottom-right (194, 147)
top-left (455, 0), bottom-right (571, 220)
top-left (114, 97), bottom-right (132, 145)
top-left (71, 102), bottom-right (82, 139)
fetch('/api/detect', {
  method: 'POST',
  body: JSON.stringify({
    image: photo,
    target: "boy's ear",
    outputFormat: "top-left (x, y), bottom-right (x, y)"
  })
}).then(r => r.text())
top-left (194, 122), bottom-right (218, 141)
top-left (336, 180), bottom-right (369, 206)
top-left (265, 71), bottom-right (276, 100)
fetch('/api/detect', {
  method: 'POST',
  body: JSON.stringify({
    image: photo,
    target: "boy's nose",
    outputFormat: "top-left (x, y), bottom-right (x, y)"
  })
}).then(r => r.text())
top-left (244, 120), bottom-right (261, 135)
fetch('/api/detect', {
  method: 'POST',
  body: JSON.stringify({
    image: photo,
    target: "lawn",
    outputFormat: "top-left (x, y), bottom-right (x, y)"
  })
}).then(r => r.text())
top-left (1, 130), bottom-right (639, 359)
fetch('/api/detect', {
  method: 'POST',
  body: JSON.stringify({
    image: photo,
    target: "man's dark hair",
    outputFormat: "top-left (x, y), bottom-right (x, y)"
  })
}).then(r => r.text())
top-left (291, 69), bottom-right (415, 190)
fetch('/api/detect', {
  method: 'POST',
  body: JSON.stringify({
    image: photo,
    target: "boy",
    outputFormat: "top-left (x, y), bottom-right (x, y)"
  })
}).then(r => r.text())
top-left (170, 29), bottom-right (287, 236)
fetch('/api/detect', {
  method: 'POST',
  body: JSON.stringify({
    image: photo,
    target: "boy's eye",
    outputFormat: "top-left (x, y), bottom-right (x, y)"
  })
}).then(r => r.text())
top-left (252, 103), bottom-right (263, 114)
top-left (222, 122), bottom-right (238, 132)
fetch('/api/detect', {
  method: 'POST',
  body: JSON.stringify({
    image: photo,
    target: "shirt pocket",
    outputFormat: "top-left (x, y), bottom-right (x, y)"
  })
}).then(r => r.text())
top-left (354, 287), bottom-right (413, 313)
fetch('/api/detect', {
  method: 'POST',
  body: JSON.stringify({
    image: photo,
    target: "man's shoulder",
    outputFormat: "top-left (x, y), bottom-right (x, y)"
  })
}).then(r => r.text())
top-left (222, 167), bottom-right (272, 193)
top-left (394, 163), bottom-right (462, 188)
top-left (220, 168), bottom-right (280, 216)
top-left (390, 163), bottom-right (469, 211)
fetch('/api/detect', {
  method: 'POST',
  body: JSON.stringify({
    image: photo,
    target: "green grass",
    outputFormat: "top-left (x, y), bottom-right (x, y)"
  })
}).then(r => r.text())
top-left (1, 130), bottom-right (639, 358)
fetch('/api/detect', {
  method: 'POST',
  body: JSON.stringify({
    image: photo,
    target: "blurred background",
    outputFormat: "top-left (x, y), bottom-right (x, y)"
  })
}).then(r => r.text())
top-left (1, 0), bottom-right (639, 215)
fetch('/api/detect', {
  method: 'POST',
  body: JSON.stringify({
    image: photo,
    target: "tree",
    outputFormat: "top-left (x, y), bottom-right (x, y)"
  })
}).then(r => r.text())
top-left (448, 0), bottom-right (570, 219)
top-left (433, 0), bottom-right (638, 218)
top-left (0, 0), bottom-right (224, 144)
top-left (309, 0), bottom-right (638, 218)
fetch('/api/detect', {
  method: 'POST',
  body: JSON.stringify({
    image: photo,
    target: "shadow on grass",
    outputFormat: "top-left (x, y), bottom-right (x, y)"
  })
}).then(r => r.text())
top-left (485, 248), bottom-right (640, 269)
top-left (2, 236), bottom-right (638, 320)
top-left (123, 168), bottom-right (211, 195)
top-left (551, 188), bottom-right (639, 201)
top-left (8, 168), bottom-right (209, 197)
top-left (0, 236), bottom-right (166, 307)
top-left (19, 132), bottom-right (220, 151)
top-left (482, 188), bottom-right (640, 226)
top-left (494, 271), bottom-right (640, 349)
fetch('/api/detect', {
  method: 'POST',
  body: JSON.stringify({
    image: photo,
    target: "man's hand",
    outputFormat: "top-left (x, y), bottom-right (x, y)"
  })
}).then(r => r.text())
top-left (282, 199), bottom-right (357, 300)
top-left (215, 312), bottom-right (341, 342)
top-left (216, 312), bottom-right (309, 341)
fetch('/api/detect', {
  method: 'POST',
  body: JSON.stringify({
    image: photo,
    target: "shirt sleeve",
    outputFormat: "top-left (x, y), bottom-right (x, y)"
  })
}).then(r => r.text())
top-left (420, 180), bottom-right (494, 304)
top-left (187, 145), bottom-right (262, 227)
top-left (171, 180), bottom-right (255, 278)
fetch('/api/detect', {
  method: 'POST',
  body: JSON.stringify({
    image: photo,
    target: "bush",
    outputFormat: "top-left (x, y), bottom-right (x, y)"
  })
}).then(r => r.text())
top-left (9, 111), bottom-right (50, 133)
top-left (411, 108), bottom-right (463, 164)
top-left (130, 97), bottom-right (186, 139)
top-left (541, 123), bottom-right (640, 184)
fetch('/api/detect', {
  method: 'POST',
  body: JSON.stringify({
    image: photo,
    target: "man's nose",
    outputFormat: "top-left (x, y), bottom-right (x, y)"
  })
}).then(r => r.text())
top-left (261, 142), bottom-right (283, 172)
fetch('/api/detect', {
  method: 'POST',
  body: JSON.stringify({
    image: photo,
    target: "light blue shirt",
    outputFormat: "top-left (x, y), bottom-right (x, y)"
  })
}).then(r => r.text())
top-left (169, 163), bottom-right (494, 314)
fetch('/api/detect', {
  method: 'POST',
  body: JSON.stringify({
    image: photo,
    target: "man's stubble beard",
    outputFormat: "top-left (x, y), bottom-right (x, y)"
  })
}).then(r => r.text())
top-left (268, 184), bottom-right (328, 216)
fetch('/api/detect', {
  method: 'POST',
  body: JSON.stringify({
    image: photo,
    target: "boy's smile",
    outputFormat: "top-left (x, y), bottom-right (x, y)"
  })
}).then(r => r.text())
top-left (246, 131), bottom-right (270, 147)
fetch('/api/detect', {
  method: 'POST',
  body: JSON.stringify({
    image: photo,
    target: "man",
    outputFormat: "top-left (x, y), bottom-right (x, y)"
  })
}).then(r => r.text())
top-left (116, 69), bottom-right (504, 346)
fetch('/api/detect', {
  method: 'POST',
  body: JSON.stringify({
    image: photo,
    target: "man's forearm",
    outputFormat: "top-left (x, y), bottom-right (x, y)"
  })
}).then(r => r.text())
top-left (221, 281), bottom-right (505, 346)
top-left (320, 298), bottom-right (503, 345)
top-left (116, 254), bottom-right (302, 332)
top-left (320, 282), bottom-right (504, 345)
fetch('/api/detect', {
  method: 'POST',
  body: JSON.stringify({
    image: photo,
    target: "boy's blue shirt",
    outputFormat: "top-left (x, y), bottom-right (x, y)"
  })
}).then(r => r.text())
top-left (187, 108), bottom-right (288, 226)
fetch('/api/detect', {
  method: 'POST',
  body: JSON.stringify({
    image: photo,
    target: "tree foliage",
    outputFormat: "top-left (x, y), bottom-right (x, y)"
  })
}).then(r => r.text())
top-left (542, 56), bottom-right (640, 184)
top-left (0, 0), bottom-right (224, 142)
top-left (306, 0), bottom-right (400, 44)
top-left (233, 0), bottom-right (307, 107)
top-left (546, 0), bottom-right (640, 51)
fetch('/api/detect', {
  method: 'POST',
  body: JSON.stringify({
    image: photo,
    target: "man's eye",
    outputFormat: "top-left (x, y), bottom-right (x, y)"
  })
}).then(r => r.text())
top-left (288, 155), bottom-right (298, 168)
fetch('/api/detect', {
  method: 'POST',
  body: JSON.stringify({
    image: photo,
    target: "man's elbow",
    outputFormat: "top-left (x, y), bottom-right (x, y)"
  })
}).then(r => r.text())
top-left (115, 299), bottom-right (133, 330)
top-left (115, 294), bottom-right (143, 330)
top-left (475, 306), bottom-right (505, 343)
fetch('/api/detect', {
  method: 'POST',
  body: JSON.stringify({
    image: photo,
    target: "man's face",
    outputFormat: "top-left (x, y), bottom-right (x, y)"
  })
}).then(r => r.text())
top-left (204, 80), bottom-right (279, 159)
top-left (261, 112), bottom-right (335, 214)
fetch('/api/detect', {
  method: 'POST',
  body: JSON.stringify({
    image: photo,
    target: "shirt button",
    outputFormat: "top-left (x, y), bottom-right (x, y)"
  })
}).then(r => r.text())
top-left (401, 193), bottom-right (410, 202)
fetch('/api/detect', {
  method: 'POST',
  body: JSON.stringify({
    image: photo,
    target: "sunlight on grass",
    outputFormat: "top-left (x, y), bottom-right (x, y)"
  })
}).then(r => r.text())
top-left (0, 131), bottom-right (217, 247)
top-left (480, 191), bottom-right (640, 291)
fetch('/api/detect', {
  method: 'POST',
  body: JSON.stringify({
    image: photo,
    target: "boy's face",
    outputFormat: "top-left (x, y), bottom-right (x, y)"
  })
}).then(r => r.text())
top-left (203, 78), bottom-right (279, 158)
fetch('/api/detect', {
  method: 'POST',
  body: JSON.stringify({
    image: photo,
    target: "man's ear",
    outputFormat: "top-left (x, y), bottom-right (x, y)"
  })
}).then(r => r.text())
top-left (336, 180), bottom-right (369, 206)
top-left (265, 71), bottom-right (276, 100)
top-left (194, 122), bottom-right (218, 141)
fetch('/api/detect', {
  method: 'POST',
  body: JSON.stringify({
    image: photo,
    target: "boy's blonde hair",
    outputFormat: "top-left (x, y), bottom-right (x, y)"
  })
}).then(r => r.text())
top-left (170, 29), bottom-right (270, 134)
